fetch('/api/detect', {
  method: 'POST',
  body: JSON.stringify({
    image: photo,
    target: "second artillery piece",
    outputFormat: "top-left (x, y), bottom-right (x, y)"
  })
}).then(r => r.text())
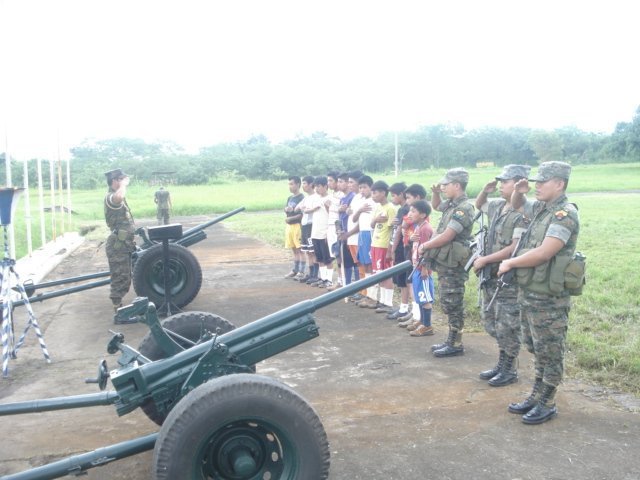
top-left (0, 260), bottom-right (413, 480)
top-left (13, 207), bottom-right (245, 312)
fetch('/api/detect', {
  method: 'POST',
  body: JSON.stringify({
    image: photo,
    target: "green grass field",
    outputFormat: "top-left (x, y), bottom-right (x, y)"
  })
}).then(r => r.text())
top-left (8, 163), bottom-right (640, 394)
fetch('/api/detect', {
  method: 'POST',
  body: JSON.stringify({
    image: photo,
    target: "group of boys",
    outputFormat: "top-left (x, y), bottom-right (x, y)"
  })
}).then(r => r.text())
top-left (284, 161), bottom-right (580, 425)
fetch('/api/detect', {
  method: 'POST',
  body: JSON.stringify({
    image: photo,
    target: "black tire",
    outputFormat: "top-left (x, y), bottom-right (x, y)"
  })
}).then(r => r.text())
top-left (132, 243), bottom-right (202, 309)
top-left (152, 374), bottom-right (330, 480)
top-left (138, 311), bottom-right (236, 426)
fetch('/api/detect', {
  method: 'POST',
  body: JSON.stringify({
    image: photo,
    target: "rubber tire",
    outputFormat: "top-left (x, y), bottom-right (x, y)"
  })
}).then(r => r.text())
top-left (132, 243), bottom-right (202, 309)
top-left (152, 374), bottom-right (330, 480)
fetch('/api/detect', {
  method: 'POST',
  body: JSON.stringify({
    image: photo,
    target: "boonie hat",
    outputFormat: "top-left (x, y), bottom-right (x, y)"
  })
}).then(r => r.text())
top-left (495, 164), bottom-right (531, 181)
top-left (438, 168), bottom-right (469, 185)
top-left (530, 161), bottom-right (571, 182)
top-left (104, 168), bottom-right (129, 183)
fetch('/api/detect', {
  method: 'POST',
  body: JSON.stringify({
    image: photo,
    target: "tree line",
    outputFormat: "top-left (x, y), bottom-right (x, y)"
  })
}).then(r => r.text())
top-left (2, 106), bottom-right (639, 188)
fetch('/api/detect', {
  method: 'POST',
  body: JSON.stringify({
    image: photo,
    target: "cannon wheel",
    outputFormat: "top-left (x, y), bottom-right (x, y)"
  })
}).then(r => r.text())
top-left (132, 243), bottom-right (202, 309)
top-left (138, 311), bottom-right (236, 426)
top-left (152, 374), bottom-right (330, 480)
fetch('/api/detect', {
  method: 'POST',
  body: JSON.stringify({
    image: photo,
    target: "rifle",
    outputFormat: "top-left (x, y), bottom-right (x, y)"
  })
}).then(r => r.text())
top-left (484, 231), bottom-right (526, 312)
top-left (464, 211), bottom-right (491, 292)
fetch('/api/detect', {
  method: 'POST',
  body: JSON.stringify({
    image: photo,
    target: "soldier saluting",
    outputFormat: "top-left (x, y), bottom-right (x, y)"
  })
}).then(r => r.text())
top-left (104, 168), bottom-right (137, 323)
top-left (498, 161), bottom-right (580, 425)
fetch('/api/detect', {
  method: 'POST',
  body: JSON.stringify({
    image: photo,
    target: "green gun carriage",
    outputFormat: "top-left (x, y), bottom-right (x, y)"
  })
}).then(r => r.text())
top-left (0, 261), bottom-right (412, 480)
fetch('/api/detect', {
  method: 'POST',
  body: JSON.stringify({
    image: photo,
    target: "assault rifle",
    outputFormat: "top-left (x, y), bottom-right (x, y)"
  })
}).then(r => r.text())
top-left (464, 211), bottom-right (491, 291)
top-left (484, 232), bottom-right (525, 312)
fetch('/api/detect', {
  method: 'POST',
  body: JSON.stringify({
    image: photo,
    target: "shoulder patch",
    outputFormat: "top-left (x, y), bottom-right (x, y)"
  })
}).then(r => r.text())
top-left (554, 209), bottom-right (568, 220)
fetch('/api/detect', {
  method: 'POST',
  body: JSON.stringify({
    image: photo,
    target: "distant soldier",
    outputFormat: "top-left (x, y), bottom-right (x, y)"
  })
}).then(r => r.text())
top-left (499, 161), bottom-right (580, 425)
top-left (104, 168), bottom-right (137, 323)
top-left (154, 186), bottom-right (172, 225)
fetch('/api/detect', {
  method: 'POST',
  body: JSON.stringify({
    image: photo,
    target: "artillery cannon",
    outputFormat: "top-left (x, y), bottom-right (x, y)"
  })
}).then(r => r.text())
top-left (13, 207), bottom-right (245, 311)
top-left (0, 261), bottom-right (412, 480)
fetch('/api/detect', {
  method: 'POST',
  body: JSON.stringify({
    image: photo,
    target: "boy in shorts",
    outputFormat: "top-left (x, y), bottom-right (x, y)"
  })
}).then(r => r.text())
top-left (295, 175), bottom-right (318, 283)
top-left (284, 176), bottom-right (305, 278)
top-left (386, 182), bottom-right (409, 319)
top-left (307, 176), bottom-right (335, 288)
top-left (406, 200), bottom-right (436, 337)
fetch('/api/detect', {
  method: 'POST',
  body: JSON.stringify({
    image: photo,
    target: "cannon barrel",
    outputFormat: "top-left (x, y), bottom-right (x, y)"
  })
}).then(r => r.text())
top-left (110, 260), bottom-right (412, 416)
top-left (176, 206), bottom-right (245, 245)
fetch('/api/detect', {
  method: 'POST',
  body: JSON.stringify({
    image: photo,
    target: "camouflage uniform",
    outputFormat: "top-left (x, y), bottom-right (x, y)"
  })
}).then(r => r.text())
top-left (425, 169), bottom-right (475, 354)
top-left (508, 161), bottom-right (580, 424)
top-left (154, 188), bottom-right (171, 225)
top-left (517, 193), bottom-right (579, 387)
top-left (481, 164), bottom-right (531, 359)
top-left (104, 188), bottom-right (136, 308)
top-left (432, 195), bottom-right (475, 331)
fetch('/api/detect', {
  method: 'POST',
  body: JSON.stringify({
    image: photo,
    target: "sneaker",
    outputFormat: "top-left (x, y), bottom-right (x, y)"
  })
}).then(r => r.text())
top-left (387, 308), bottom-right (400, 320)
top-left (409, 325), bottom-right (434, 336)
top-left (406, 320), bottom-right (422, 331)
top-left (326, 282), bottom-right (340, 292)
top-left (397, 311), bottom-right (414, 322)
top-left (305, 276), bottom-right (319, 285)
top-left (321, 280), bottom-right (333, 289)
top-left (397, 315), bottom-right (415, 327)
top-left (356, 297), bottom-right (374, 308)
top-left (298, 275), bottom-right (310, 283)
top-left (375, 305), bottom-right (395, 314)
top-left (284, 270), bottom-right (298, 279)
top-left (359, 298), bottom-right (381, 309)
top-left (349, 293), bottom-right (364, 302)
top-left (294, 272), bottom-right (306, 280)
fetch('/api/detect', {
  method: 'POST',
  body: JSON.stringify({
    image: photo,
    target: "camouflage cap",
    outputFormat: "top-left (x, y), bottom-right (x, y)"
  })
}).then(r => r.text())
top-left (104, 168), bottom-right (128, 183)
top-left (495, 164), bottom-right (531, 181)
top-left (438, 168), bottom-right (469, 185)
top-left (530, 161), bottom-right (571, 182)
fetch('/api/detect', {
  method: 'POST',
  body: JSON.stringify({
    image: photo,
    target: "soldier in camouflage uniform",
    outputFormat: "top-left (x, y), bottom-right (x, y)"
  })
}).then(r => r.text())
top-left (498, 161), bottom-right (579, 425)
top-left (154, 186), bottom-right (172, 225)
top-left (104, 169), bottom-right (137, 323)
top-left (418, 168), bottom-right (475, 357)
top-left (473, 164), bottom-right (531, 386)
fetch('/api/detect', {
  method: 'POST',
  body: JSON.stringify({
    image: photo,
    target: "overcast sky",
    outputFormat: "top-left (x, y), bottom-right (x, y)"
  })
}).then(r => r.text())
top-left (1, 0), bottom-right (639, 160)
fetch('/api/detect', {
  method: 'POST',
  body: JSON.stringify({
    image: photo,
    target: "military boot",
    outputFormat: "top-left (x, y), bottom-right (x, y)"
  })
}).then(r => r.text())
top-left (488, 354), bottom-right (518, 387)
top-left (430, 327), bottom-right (454, 352)
top-left (508, 377), bottom-right (543, 414)
top-left (479, 350), bottom-right (505, 380)
top-left (433, 329), bottom-right (464, 357)
top-left (522, 382), bottom-right (558, 425)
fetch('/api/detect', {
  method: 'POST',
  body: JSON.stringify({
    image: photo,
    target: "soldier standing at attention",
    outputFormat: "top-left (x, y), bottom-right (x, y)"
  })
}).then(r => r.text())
top-left (473, 164), bottom-right (531, 386)
top-left (104, 169), bottom-right (137, 322)
top-left (498, 161), bottom-right (579, 425)
top-left (417, 168), bottom-right (475, 357)
top-left (154, 186), bottom-right (172, 225)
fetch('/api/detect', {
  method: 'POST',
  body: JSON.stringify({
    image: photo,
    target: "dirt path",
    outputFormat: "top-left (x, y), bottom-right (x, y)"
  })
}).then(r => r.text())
top-left (1, 219), bottom-right (639, 479)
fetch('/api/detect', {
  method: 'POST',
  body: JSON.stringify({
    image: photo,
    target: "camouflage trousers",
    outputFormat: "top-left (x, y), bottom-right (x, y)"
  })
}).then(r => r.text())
top-left (519, 290), bottom-right (571, 387)
top-left (435, 265), bottom-right (468, 331)
top-left (157, 208), bottom-right (170, 225)
top-left (481, 279), bottom-right (521, 357)
top-left (106, 233), bottom-right (133, 306)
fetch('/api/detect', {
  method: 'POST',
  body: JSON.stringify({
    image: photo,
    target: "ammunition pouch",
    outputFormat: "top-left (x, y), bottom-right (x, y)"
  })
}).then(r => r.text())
top-left (516, 250), bottom-right (586, 296)
top-left (564, 252), bottom-right (586, 296)
top-left (427, 241), bottom-right (471, 268)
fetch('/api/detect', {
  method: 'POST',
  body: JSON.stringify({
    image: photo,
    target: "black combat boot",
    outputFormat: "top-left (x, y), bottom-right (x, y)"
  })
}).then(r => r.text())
top-left (488, 354), bottom-right (518, 387)
top-left (508, 377), bottom-right (542, 414)
top-left (479, 350), bottom-right (505, 380)
top-left (433, 329), bottom-right (464, 357)
top-left (522, 383), bottom-right (558, 425)
top-left (430, 328), bottom-right (452, 352)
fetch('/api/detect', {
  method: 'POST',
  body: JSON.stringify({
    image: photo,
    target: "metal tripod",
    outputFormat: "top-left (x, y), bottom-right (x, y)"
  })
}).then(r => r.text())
top-left (1, 225), bottom-right (50, 377)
